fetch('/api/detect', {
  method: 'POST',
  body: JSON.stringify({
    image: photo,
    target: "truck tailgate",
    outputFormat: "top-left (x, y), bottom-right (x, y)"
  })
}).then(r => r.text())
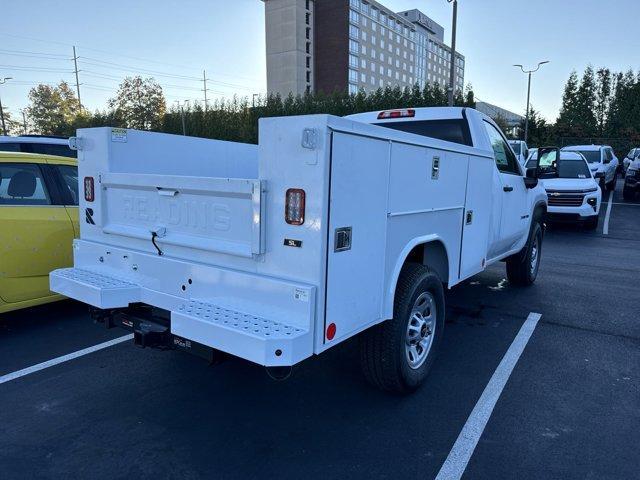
top-left (100, 173), bottom-right (264, 258)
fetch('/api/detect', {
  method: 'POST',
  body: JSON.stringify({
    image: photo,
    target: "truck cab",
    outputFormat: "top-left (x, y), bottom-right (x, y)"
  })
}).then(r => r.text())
top-left (50, 107), bottom-right (546, 393)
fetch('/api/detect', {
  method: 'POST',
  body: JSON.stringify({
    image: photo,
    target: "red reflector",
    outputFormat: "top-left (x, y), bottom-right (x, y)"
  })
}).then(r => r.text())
top-left (84, 177), bottom-right (95, 202)
top-left (326, 323), bottom-right (336, 340)
top-left (285, 188), bottom-right (305, 225)
top-left (377, 108), bottom-right (416, 120)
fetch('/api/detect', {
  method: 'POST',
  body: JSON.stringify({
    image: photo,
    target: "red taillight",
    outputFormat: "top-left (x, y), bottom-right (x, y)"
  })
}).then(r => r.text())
top-left (84, 177), bottom-right (94, 202)
top-left (285, 188), bottom-right (305, 225)
top-left (377, 108), bottom-right (415, 120)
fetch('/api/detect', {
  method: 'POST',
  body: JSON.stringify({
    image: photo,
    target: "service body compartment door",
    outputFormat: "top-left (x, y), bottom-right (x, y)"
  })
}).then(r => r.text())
top-left (459, 155), bottom-right (494, 280)
top-left (325, 132), bottom-right (389, 344)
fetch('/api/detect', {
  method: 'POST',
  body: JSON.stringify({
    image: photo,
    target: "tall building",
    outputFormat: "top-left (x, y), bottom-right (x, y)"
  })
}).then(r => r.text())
top-left (262, 0), bottom-right (465, 98)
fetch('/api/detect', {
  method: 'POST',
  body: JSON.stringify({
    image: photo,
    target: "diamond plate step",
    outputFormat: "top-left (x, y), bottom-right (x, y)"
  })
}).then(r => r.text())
top-left (171, 300), bottom-right (312, 366)
top-left (50, 268), bottom-right (140, 308)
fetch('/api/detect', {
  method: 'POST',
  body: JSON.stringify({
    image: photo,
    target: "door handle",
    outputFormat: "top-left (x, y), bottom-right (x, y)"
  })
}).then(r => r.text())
top-left (503, 186), bottom-right (514, 192)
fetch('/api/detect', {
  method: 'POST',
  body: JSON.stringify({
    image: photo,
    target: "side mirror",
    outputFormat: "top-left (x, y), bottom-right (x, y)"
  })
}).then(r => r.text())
top-left (524, 168), bottom-right (538, 189)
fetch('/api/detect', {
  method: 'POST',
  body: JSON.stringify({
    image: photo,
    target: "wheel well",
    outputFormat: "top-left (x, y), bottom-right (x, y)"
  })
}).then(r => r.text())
top-left (534, 202), bottom-right (546, 221)
top-left (404, 240), bottom-right (449, 284)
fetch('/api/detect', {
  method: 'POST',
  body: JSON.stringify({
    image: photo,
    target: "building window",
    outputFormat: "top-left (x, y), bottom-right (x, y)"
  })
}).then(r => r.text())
top-left (349, 54), bottom-right (359, 68)
top-left (371, 35), bottom-right (377, 45)
top-left (306, 42), bottom-right (310, 54)
top-left (349, 83), bottom-right (358, 94)
top-left (349, 39), bottom-right (359, 53)
top-left (370, 62), bottom-right (375, 72)
top-left (379, 52), bottom-right (384, 61)
top-left (371, 47), bottom-right (376, 58)
top-left (306, 0), bottom-right (310, 10)
top-left (372, 7), bottom-right (379, 20)
top-left (387, 68), bottom-right (391, 77)
top-left (361, 45), bottom-right (367, 55)
top-left (306, 13), bottom-right (310, 25)
top-left (361, 58), bottom-right (367, 68)
top-left (362, 31), bottom-right (367, 41)
top-left (380, 39), bottom-right (385, 49)
top-left (349, 68), bottom-right (358, 83)
top-left (306, 28), bottom-right (310, 40)
top-left (349, 25), bottom-right (359, 39)
top-left (306, 56), bottom-right (310, 68)
top-left (349, 9), bottom-right (360, 24)
top-left (372, 22), bottom-right (377, 32)
top-left (306, 70), bottom-right (311, 83)
top-left (350, 0), bottom-right (360, 9)
top-left (362, 17), bottom-right (368, 27)
top-left (361, 72), bottom-right (366, 82)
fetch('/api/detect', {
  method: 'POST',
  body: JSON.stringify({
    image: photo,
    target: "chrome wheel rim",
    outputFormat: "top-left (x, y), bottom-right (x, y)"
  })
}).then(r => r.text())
top-left (530, 234), bottom-right (540, 276)
top-left (405, 292), bottom-right (436, 369)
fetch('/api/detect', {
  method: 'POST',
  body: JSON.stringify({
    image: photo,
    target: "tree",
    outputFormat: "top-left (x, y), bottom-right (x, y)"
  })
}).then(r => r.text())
top-left (556, 70), bottom-right (579, 134)
top-left (25, 81), bottom-right (79, 135)
top-left (108, 76), bottom-right (166, 130)
top-left (595, 68), bottom-right (612, 136)
top-left (573, 66), bottom-right (598, 136)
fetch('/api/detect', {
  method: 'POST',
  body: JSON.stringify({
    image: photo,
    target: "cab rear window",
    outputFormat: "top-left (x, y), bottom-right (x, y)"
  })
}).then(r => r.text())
top-left (373, 119), bottom-right (473, 146)
top-left (0, 142), bottom-right (76, 158)
top-left (0, 163), bottom-right (51, 205)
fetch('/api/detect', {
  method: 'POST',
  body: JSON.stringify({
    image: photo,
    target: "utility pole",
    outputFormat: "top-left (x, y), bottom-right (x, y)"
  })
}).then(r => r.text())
top-left (175, 100), bottom-right (189, 135)
top-left (0, 77), bottom-right (12, 136)
top-left (21, 109), bottom-right (27, 134)
top-left (513, 61), bottom-right (549, 143)
top-left (252, 93), bottom-right (259, 108)
top-left (72, 46), bottom-right (83, 111)
top-left (446, 0), bottom-right (458, 107)
top-left (202, 70), bottom-right (210, 110)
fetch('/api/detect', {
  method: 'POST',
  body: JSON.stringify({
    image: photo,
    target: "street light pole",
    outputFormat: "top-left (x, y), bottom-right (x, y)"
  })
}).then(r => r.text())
top-left (0, 77), bottom-right (13, 136)
top-left (446, 0), bottom-right (458, 107)
top-left (514, 61), bottom-right (549, 143)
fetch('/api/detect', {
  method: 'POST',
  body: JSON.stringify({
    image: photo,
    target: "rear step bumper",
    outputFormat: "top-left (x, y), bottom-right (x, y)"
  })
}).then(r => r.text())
top-left (51, 264), bottom-right (314, 366)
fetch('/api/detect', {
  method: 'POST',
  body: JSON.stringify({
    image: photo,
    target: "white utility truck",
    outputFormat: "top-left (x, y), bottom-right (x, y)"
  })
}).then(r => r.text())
top-left (50, 107), bottom-right (547, 393)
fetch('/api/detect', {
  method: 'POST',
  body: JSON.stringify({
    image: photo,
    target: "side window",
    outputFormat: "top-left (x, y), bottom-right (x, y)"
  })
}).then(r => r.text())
top-left (55, 165), bottom-right (79, 205)
top-left (0, 163), bottom-right (51, 206)
top-left (483, 122), bottom-right (521, 175)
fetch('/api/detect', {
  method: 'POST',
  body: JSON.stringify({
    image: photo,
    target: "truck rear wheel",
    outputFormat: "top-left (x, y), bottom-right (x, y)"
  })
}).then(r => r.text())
top-left (506, 221), bottom-right (543, 286)
top-left (359, 263), bottom-right (445, 394)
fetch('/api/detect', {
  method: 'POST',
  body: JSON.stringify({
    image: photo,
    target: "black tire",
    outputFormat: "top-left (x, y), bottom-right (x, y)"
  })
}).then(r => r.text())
top-left (506, 221), bottom-right (543, 286)
top-left (623, 185), bottom-right (635, 201)
top-left (359, 263), bottom-right (445, 394)
top-left (584, 216), bottom-right (598, 230)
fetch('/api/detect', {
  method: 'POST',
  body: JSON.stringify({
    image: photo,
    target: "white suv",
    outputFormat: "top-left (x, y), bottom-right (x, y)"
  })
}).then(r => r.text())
top-left (561, 145), bottom-right (618, 191)
top-left (527, 150), bottom-right (601, 230)
top-left (622, 148), bottom-right (639, 176)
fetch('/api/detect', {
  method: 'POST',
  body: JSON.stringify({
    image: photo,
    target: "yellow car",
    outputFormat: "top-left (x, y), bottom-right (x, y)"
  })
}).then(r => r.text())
top-left (0, 152), bottom-right (78, 314)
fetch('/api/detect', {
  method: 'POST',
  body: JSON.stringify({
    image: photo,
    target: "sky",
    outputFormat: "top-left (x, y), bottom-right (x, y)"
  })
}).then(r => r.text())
top-left (1, 0), bottom-right (639, 123)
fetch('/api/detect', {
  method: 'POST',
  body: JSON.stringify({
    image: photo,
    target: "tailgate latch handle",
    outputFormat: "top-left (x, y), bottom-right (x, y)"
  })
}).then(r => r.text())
top-left (150, 227), bottom-right (166, 256)
top-left (157, 187), bottom-right (179, 197)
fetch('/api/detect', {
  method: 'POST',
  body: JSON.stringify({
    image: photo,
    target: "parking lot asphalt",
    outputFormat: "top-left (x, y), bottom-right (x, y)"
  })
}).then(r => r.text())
top-left (1, 180), bottom-right (639, 480)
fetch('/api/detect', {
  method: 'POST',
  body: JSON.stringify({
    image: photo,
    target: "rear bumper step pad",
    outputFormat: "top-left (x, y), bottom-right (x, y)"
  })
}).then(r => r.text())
top-left (50, 268), bottom-right (140, 308)
top-left (172, 300), bottom-right (311, 367)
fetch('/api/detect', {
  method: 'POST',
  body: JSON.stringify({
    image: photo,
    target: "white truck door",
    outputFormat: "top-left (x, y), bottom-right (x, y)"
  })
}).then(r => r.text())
top-left (483, 122), bottom-right (528, 252)
top-left (325, 132), bottom-right (389, 344)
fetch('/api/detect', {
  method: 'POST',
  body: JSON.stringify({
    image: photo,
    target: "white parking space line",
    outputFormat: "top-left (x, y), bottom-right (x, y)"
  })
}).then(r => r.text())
top-left (603, 190), bottom-right (614, 235)
top-left (435, 312), bottom-right (542, 480)
top-left (0, 334), bottom-right (133, 386)
top-left (612, 202), bottom-right (640, 206)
